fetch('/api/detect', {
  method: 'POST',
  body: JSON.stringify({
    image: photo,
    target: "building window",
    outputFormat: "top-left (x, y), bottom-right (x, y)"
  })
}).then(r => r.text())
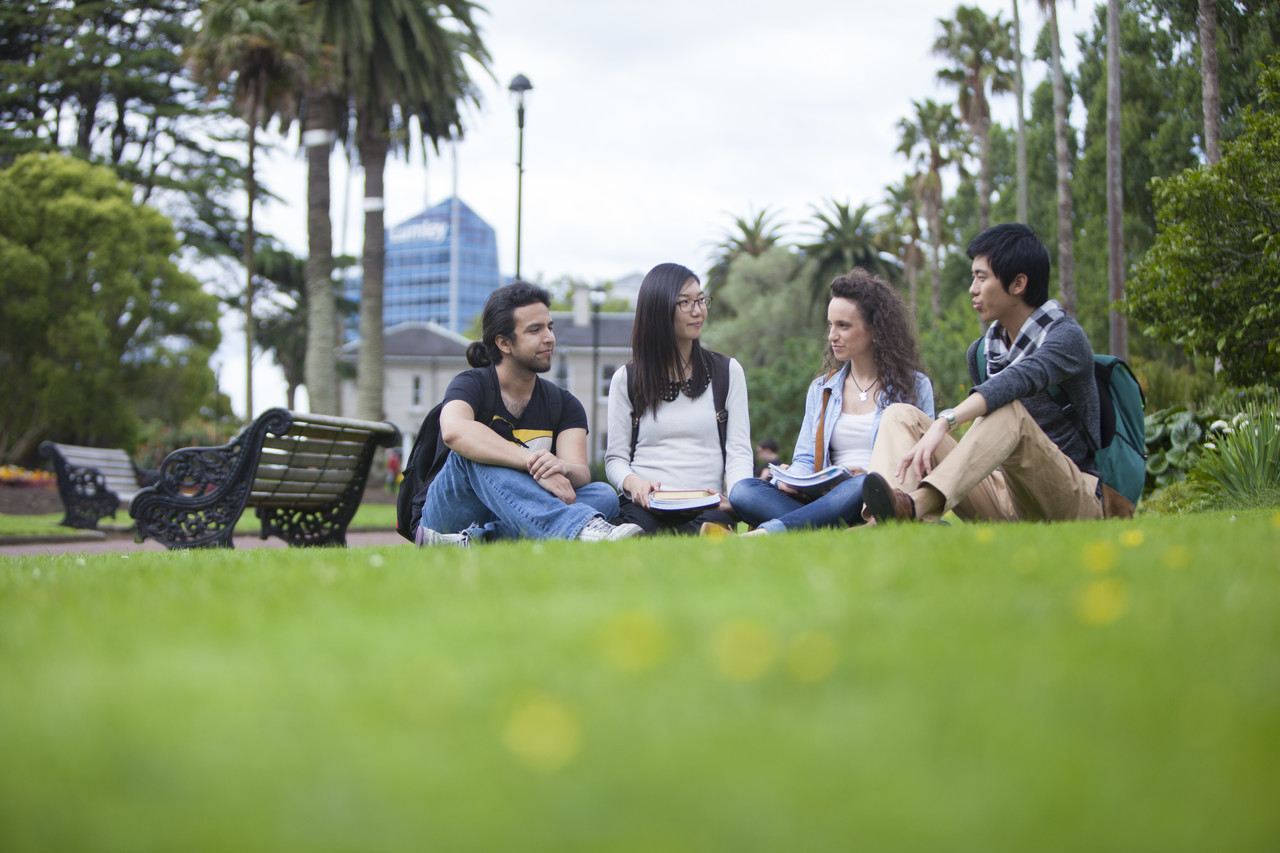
top-left (600, 363), bottom-right (617, 396)
top-left (412, 376), bottom-right (422, 407)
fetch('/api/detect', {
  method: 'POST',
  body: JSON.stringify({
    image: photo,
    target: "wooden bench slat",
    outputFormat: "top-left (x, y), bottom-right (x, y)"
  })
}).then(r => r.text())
top-left (261, 436), bottom-right (368, 457)
top-left (256, 450), bottom-right (361, 470)
top-left (251, 479), bottom-right (348, 495)
top-left (252, 465), bottom-right (359, 485)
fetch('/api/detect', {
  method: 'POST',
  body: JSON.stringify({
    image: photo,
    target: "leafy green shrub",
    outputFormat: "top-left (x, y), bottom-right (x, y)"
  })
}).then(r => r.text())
top-left (1143, 408), bottom-right (1224, 492)
top-left (1190, 405), bottom-right (1280, 506)
top-left (1130, 355), bottom-right (1220, 412)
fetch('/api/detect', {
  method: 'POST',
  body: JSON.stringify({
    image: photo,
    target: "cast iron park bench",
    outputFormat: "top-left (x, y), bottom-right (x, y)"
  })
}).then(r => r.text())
top-left (38, 442), bottom-right (153, 530)
top-left (130, 408), bottom-right (401, 550)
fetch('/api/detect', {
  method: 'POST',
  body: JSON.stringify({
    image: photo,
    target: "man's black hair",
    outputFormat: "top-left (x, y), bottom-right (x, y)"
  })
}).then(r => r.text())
top-left (466, 280), bottom-right (552, 367)
top-left (966, 223), bottom-right (1051, 308)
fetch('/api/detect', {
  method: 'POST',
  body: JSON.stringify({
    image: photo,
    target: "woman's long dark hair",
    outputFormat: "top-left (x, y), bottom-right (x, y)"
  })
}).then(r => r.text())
top-left (821, 268), bottom-right (926, 407)
top-left (629, 262), bottom-right (709, 419)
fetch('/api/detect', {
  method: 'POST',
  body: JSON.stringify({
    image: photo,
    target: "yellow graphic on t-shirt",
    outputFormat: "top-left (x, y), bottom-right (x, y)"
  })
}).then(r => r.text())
top-left (488, 415), bottom-right (553, 453)
top-left (513, 429), bottom-right (553, 453)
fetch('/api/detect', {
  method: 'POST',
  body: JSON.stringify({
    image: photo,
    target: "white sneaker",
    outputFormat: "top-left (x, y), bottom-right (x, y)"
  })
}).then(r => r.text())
top-left (415, 526), bottom-right (470, 547)
top-left (577, 517), bottom-right (644, 542)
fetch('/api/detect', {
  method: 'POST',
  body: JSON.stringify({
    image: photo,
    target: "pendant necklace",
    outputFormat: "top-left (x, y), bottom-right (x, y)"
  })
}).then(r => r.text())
top-left (850, 373), bottom-right (877, 403)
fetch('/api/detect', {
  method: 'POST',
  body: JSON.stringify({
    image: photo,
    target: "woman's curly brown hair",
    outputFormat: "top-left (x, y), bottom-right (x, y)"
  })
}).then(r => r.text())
top-left (820, 268), bottom-right (927, 407)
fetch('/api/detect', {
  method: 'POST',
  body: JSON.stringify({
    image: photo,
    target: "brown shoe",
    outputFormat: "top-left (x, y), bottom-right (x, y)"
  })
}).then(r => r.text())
top-left (863, 473), bottom-right (917, 523)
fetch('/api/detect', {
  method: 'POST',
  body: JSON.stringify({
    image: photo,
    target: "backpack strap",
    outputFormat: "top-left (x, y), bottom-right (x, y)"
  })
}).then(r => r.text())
top-left (480, 365), bottom-right (499, 425)
top-left (708, 351), bottom-right (731, 465)
top-left (626, 363), bottom-right (640, 462)
top-left (813, 370), bottom-right (841, 470)
top-left (538, 376), bottom-right (565, 455)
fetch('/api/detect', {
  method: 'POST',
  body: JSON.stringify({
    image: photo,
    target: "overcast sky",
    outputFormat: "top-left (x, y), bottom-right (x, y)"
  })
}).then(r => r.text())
top-left (218, 0), bottom-right (1100, 416)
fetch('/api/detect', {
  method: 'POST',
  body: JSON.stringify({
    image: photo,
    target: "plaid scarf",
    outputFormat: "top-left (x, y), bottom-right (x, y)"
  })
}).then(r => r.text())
top-left (984, 299), bottom-right (1064, 377)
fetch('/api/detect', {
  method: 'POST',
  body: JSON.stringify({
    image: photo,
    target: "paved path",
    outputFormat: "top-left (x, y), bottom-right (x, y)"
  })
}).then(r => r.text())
top-left (0, 529), bottom-right (410, 558)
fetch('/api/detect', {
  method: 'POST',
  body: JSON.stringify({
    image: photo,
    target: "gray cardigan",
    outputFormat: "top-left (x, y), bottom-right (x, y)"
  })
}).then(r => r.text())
top-left (965, 315), bottom-right (1101, 478)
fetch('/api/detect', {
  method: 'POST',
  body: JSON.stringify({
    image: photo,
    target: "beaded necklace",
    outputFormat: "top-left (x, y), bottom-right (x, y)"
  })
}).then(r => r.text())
top-left (657, 353), bottom-right (712, 402)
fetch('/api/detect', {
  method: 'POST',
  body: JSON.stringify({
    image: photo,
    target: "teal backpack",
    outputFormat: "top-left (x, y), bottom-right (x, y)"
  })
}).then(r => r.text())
top-left (977, 343), bottom-right (1147, 507)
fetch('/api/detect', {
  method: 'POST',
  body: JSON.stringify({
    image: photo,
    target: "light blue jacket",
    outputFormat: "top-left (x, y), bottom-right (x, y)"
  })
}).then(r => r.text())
top-left (788, 363), bottom-right (935, 476)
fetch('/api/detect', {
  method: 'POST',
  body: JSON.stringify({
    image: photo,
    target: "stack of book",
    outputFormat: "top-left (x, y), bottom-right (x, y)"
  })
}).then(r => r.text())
top-left (648, 489), bottom-right (720, 512)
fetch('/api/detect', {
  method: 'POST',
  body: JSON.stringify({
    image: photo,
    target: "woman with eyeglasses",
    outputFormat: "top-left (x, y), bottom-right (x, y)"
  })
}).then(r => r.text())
top-left (729, 268), bottom-right (934, 535)
top-left (604, 262), bottom-right (753, 535)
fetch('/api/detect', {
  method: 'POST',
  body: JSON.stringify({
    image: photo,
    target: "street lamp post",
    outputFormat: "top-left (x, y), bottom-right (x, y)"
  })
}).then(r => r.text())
top-left (508, 73), bottom-right (533, 281)
top-left (590, 285), bottom-right (607, 464)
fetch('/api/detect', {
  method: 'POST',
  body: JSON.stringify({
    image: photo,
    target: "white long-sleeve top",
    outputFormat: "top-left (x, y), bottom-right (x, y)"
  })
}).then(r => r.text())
top-left (604, 357), bottom-right (754, 498)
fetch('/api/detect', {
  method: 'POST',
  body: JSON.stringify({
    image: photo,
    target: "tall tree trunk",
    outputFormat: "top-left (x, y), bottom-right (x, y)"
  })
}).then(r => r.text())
top-left (978, 118), bottom-right (992, 233)
top-left (356, 121), bottom-right (387, 422)
top-left (303, 93), bottom-right (337, 414)
top-left (1013, 0), bottom-right (1029, 223)
top-left (1107, 0), bottom-right (1126, 359)
top-left (1048, 0), bottom-right (1076, 315)
top-left (245, 119), bottom-right (257, 419)
top-left (927, 198), bottom-right (943, 329)
top-left (1199, 0), bottom-right (1221, 164)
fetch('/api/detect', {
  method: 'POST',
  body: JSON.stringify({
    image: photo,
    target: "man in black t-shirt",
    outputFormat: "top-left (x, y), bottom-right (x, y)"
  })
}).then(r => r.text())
top-left (416, 282), bottom-right (642, 546)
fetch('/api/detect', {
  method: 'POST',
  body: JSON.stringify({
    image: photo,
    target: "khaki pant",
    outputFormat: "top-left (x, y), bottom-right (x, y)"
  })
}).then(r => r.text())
top-left (868, 402), bottom-right (1103, 523)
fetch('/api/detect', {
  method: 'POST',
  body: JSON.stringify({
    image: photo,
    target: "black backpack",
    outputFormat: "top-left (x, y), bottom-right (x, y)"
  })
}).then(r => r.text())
top-left (395, 369), bottom-right (563, 540)
top-left (626, 350), bottom-right (731, 463)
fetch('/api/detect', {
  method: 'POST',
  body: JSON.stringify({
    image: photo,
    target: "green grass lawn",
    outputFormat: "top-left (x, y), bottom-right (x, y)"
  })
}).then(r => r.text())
top-left (2, 511), bottom-right (1278, 852)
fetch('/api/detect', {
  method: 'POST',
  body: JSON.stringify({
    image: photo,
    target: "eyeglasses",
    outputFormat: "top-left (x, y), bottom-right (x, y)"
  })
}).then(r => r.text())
top-left (675, 296), bottom-right (713, 313)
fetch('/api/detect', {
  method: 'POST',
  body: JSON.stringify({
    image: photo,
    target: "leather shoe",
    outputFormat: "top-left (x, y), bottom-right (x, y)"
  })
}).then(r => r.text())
top-left (863, 473), bottom-right (917, 523)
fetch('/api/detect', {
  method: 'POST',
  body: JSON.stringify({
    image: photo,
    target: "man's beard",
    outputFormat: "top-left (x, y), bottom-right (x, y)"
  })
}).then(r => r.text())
top-left (512, 349), bottom-right (552, 374)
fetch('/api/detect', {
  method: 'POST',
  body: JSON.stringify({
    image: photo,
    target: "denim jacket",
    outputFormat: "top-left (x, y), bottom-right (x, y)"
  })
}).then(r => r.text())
top-left (788, 363), bottom-right (935, 476)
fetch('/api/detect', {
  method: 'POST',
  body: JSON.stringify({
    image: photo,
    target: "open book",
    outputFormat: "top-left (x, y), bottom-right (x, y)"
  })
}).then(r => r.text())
top-left (648, 489), bottom-right (720, 512)
top-left (767, 463), bottom-right (852, 497)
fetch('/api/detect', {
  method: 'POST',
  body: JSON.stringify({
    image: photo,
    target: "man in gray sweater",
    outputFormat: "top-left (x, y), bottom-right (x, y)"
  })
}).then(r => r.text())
top-left (862, 223), bottom-right (1104, 524)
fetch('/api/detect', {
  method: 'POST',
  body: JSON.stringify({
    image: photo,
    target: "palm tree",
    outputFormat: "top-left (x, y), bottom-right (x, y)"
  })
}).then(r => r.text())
top-left (704, 207), bottom-right (785, 320)
top-left (187, 0), bottom-right (311, 418)
top-left (1036, 0), bottom-right (1077, 315)
top-left (897, 99), bottom-right (966, 327)
top-left (933, 4), bottom-right (1015, 233)
top-left (311, 0), bottom-right (489, 422)
top-left (801, 200), bottom-right (892, 316)
top-left (301, 88), bottom-right (340, 415)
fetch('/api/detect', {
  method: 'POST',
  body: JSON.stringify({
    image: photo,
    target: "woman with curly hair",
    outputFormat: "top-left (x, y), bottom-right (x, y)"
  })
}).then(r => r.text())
top-left (730, 268), bottom-right (934, 534)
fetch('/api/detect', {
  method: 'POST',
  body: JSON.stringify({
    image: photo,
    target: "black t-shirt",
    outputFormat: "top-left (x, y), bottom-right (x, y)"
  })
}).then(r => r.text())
top-left (443, 367), bottom-right (588, 453)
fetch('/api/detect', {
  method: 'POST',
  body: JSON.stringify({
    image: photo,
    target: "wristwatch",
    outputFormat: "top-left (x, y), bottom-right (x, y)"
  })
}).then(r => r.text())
top-left (938, 408), bottom-right (958, 432)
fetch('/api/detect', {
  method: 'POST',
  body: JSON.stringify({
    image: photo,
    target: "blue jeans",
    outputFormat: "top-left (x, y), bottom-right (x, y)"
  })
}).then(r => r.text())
top-left (421, 453), bottom-right (620, 542)
top-left (729, 475), bottom-right (867, 533)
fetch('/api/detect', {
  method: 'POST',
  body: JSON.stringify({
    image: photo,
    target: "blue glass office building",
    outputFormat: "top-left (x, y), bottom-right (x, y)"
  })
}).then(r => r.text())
top-left (345, 197), bottom-right (500, 337)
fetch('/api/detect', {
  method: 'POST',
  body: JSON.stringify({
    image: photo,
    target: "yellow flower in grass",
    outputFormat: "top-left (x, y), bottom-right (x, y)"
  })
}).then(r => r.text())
top-left (597, 610), bottom-right (670, 673)
top-left (1082, 540), bottom-right (1117, 573)
top-left (1077, 578), bottom-right (1129, 625)
top-left (503, 693), bottom-right (582, 773)
top-left (787, 632), bottom-right (840, 683)
top-left (1163, 545), bottom-right (1192, 570)
top-left (711, 619), bottom-right (777, 683)
top-left (974, 527), bottom-right (996, 544)
top-left (1120, 530), bottom-right (1145, 548)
